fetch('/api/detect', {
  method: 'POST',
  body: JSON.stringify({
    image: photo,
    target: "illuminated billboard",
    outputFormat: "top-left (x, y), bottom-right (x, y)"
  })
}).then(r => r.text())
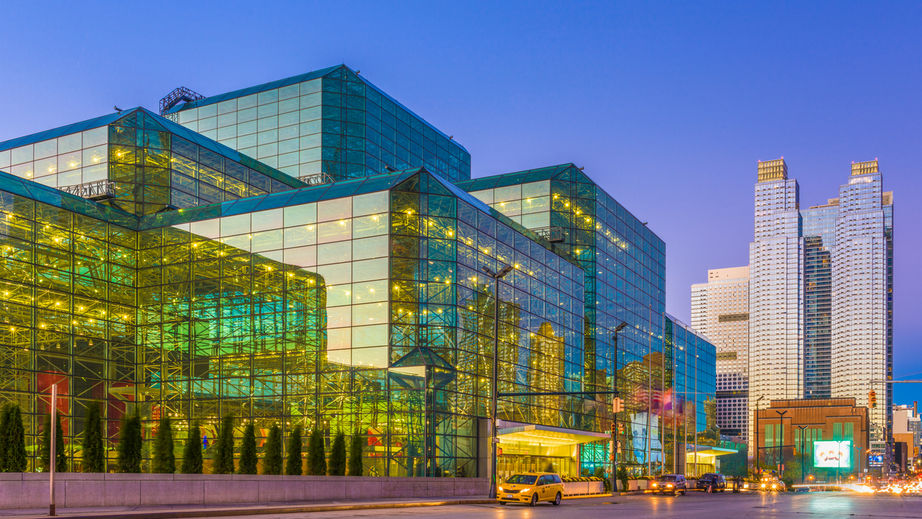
top-left (813, 440), bottom-right (852, 469)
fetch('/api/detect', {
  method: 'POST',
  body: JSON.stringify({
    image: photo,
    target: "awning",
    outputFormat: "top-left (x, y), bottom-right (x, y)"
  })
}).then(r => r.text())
top-left (497, 422), bottom-right (609, 447)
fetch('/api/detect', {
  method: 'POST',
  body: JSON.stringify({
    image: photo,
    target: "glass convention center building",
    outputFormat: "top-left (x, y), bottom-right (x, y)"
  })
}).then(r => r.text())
top-left (0, 65), bottom-right (718, 478)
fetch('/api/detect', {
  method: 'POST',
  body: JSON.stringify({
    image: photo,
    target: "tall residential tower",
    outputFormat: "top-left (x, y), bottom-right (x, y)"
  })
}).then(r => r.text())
top-left (744, 158), bottom-right (893, 444)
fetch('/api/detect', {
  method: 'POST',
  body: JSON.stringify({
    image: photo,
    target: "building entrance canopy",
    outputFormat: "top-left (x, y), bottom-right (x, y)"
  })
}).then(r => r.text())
top-left (498, 421), bottom-right (609, 446)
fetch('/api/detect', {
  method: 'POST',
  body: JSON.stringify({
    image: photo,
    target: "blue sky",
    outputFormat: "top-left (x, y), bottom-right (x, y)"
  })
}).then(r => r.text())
top-left (0, 0), bottom-right (919, 401)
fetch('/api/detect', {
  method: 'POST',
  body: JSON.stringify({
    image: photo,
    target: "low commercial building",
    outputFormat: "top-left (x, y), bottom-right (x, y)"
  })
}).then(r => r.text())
top-left (755, 398), bottom-right (869, 480)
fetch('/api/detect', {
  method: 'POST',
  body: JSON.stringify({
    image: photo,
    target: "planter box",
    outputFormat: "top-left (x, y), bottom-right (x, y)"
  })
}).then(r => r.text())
top-left (0, 473), bottom-right (489, 509)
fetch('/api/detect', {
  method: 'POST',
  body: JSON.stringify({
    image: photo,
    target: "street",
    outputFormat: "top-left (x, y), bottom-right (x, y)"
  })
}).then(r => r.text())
top-left (205, 492), bottom-right (922, 519)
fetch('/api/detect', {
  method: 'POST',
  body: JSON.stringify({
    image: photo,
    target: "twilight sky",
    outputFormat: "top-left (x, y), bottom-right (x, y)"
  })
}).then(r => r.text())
top-left (0, 1), bottom-right (919, 401)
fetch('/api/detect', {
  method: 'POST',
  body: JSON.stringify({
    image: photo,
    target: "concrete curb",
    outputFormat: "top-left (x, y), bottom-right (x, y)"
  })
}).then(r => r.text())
top-left (7, 499), bottom-right (497, 519)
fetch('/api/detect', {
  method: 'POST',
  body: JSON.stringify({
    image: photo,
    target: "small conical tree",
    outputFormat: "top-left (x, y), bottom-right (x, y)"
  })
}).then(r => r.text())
top-left (285, 425), bottom-right (302, 475)
top-left (40, 414), bottom-right (66, 472)
top-left (348, 432), bottom-right (363, 476)
top-left (82, 403), bottom-right (104, 472)
top-left (181, 422), bottom-right (202, 474)
top-left (263, 425), bottom-right (282, 475)
top-left (4, 405), bottom-right (27, 472)
top-left (152, 415), bottom-right (175, 473)
top-left (238, 423), bottom-right (257, 474)
top-left (117, 410), bottom-right (142, 473)
top-left (307, 428), bottom-right (326, 476)
top-left (213, 414), bottom-right (235, 474)
top-left (0, 405), bottom-right (11, 471)
top-left (328, 431), bottom-right (346, 476)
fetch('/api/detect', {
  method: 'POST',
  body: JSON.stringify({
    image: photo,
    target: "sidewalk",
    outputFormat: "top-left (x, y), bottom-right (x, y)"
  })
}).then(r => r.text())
top-left (0, 497), bottom-right (496, 519)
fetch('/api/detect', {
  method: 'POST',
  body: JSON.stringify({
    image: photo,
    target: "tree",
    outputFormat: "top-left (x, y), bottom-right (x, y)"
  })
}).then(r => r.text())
top-left (329, 431), bottom-right (346, 476)
top-left (0, 405), bottom-right (10, 471)
top-left (3, 404), bottom-right (26, 472)
top-left (285, 425), bottom-right (303, 476)
top-left (181, 422), bottom-right (202, 474)
top-left (117, 410), bottom-right (142, 473)
top-left (307, 428), bottom-right (326, 476)
top-left (82, 403), bottom-right (104, 473)
top-left (348, 432), bottom-right (363, 476)
top-left (152, 415), bottom-right (175, 473)
top-left (263, 425), bottom-right (282, 475)
top-left (213, 414), bottom-right (235, 474)
top-left (41, 414), bottom-right (66, 472)
top-left (238, 423), bottom-right (257, 474)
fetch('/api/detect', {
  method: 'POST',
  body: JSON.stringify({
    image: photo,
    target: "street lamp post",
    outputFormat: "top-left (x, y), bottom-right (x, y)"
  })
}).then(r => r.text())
top-left (796, 425), bottom-right (808, 484)
top-left (754, 395), bottom-right (764, 474)
top-left (484, 264), bottom-right (513, 500)
top-left (775, 410), bottom-right (788, 474)
top-left (611, 321), bottom-right (628, 494)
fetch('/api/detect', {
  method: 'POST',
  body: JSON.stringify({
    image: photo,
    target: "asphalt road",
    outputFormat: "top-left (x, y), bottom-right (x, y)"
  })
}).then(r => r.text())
top-left (204, 492), bottom-right (922, 519)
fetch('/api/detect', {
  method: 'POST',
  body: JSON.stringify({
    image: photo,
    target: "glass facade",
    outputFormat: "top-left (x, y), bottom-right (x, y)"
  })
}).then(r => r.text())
top-left (802, 204), bottom-right (836, 399)
top-left (0, 69), bottom-right (714, 478)
top-left (166, 66), bottom-right (471, 183)
top-left (0, 108), bottom-right (305, 216)
top-left (459, 164), bottom-right (670, 474)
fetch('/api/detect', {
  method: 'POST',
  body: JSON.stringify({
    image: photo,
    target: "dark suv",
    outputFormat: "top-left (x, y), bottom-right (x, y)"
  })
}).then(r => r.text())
top-left (652, 474), bottom-right (687, 495)
top-left (696, 473), bottom-right (727, 491)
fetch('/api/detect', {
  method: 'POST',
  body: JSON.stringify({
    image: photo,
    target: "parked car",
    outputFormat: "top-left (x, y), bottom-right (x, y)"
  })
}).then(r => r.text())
top-left (497, 472), bottom-right (565, 506)
top-left (651, 474), bottom-right (687, 495)
top-left (696, 473), bottom-right (727, 491)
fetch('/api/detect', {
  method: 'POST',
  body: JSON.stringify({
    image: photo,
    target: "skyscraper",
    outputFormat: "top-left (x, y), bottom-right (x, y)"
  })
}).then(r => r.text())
top-left (745, 158), bottom-right (893, 444)
top-left (691, 266), bottom-right (749, 440)
top-left (748, 158), bottom-right (804, 448)
top-left (831, 160), bottom-right (893, 441)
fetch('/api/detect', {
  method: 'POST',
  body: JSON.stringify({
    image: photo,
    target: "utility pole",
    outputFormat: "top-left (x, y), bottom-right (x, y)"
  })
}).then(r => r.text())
top-left (611, 322), bottom-right (627, 494)
top-left (775, 410), bottom-right (788, 474)
top-left (754, 395), bottom-right (764, 474)
top-left (49, 383), bottom-right (57, 516)
top-left (484, 265), bottom-right (512, 500)
top-left (796, 425), bottom-right (808, 484)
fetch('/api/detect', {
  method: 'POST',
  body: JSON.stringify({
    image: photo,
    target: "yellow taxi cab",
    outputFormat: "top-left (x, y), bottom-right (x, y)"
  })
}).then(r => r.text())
top-left (497, 472), bottom-right (565, 506)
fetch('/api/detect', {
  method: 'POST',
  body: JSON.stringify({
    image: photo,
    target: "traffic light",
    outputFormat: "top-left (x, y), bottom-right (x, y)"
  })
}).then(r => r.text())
top-left (612, 397), bottom-right (624, 414)
top-left (869, 390), bottom-right (877, 408)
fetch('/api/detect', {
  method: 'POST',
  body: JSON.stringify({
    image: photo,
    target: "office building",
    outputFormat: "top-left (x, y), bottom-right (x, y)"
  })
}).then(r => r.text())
top-left (691, 266), bottom-right (749, 440)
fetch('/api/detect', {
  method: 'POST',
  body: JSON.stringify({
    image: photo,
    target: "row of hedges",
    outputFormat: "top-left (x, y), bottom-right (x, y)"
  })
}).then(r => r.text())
top-left (0, 404), bottom-right (364, 476)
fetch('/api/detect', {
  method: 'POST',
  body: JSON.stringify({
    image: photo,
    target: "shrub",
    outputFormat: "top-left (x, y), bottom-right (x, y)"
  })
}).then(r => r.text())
top-left (328, 431), bottom-right (346, 476)
top-left (307, 428), bottom-right (326, 476)
top-left (263, 425), bottom-right (282, 475)
top-left (117, 410), bottom-right (142, 473)
top-left (181, 422), bottom-right (203, 474)
top-left (238, 423), bottom-right (257, 474)
top-left (152, 415), bottom-right (175, 473)
top-left (213, 414), bottom-right (235, 474)
top-left (40, 414), bottom-right (66, 472)
top-left (285, 425), bottom-right (303, 475)
top-left (617, 465), bottom-right (630, 492)
top-left (348, 432), bottom-right (363, 476)
top-left (82, 403), bottom-right (105, 472)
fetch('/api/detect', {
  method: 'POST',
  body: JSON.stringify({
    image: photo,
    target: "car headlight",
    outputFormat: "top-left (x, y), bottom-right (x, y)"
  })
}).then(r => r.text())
top-left (771, 484), bottom-right (777, 490)
top-left (652, 483), bottom-right (658, 488)
top-left (743, 483), bottom-right (749, 489)
top-left (761, 483), bottom-right (766, 488)
top-left (520, 488), bottom-right (530, 493)
top-left (498, 487), bottom-right (504, 493)
top-left (667, 484), bottom-right (673, 488)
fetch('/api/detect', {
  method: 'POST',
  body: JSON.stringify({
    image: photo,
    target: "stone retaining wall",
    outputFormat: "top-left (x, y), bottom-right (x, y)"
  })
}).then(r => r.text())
top-left (0, 473), bottom-right (489, 509)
